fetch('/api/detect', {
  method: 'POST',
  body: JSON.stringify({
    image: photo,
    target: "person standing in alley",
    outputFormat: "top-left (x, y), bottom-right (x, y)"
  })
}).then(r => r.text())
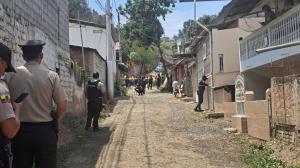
top-left (8, 40), bottom-right (67, 168)
top-left (85, 72), bottom-right (105, 132)
top-left (156, 74), bottom-right (161, 89)
top-left (172, 80), bottom-right (179, 97)
top-left (194, 75), bottom-right (208, 112)
top-left (0, 43), bottom-right (22, 168)
top-left (148, 75), bottom-right (153, 90)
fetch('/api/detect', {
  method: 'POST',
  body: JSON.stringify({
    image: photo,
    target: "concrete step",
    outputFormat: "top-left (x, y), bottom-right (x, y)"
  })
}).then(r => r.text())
top-left (206, 112), bottom-right (224, 119)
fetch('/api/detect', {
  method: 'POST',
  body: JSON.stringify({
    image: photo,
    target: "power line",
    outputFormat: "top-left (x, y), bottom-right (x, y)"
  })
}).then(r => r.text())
top-left (95, 0), bottom-right (105, 13)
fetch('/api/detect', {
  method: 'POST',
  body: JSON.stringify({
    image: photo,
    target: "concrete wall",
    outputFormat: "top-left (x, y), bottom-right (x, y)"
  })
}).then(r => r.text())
top-left (215, 102), bottom-right (236, 121)
top-left (212, 28), bottom-right (250, 88)
top-left (244, 71), bottom-right (270, 100)
top-left (69, 22), bottom-right (107, 60)
top-left (245, 100), bottom-right (270, 141)
top-left (70, 47), bottom-right (106, 85)
top-left (0, 0), bottom-right (86, 114)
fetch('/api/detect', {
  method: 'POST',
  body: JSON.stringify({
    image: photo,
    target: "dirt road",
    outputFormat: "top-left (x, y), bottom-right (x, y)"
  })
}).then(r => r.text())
top-left (63, 90), bottom-right (246, 168)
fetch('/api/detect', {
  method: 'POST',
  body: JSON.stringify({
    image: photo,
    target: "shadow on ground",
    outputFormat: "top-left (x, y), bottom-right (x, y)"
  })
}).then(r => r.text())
top-left (58, 127), bottom-right (113, 168)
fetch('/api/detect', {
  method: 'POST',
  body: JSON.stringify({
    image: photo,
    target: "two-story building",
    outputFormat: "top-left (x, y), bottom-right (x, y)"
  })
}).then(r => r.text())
top-left (69, 19), bottom-right (118, 100)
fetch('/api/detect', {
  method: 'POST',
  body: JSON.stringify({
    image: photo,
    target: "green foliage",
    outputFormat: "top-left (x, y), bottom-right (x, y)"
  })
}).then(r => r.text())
top-left (174, 15), bottom-right (217, 42)
top-left (114, 80), bottom-right (127, 96)
top-left (241, 144), bottom-right (287, 168)
top-left (119, 0), bottom-right (175, 56)
top-left (160, 40), bottom-right (176, 55)
top-left (129, 41), bottom-right (159, 73)
top-left (68, 0), bottom-right (105, 24)
top-left (118, 62), bottom-right (129, 73)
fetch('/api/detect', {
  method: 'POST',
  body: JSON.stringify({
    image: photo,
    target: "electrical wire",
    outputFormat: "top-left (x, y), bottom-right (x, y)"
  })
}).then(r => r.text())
top-left (95, 0), bottom-right (106, 13)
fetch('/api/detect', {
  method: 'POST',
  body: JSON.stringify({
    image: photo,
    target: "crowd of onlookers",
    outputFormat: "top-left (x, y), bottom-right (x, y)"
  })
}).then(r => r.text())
top-left (124, 74), bottom-right (162, 96)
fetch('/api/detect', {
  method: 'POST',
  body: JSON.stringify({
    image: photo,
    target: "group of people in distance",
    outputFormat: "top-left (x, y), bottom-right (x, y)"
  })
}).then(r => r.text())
top-left (124, 74), bottom-right (162, 96)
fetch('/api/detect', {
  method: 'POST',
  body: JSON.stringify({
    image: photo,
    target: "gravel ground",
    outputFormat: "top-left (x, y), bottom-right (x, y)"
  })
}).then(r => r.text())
top-left (63, 90), bottom-right (247, 168)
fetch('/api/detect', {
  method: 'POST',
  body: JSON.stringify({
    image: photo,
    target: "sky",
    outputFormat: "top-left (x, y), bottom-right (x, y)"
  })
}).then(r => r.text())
top-left (88, 0), bottom-right (230, 38)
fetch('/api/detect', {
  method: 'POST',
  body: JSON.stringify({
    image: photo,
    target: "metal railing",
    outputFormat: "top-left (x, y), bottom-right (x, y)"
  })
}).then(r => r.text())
top-left (240, 4), bottom-right (300, 61)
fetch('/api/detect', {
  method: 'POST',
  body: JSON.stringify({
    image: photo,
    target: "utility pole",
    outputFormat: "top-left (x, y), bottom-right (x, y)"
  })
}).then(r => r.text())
top-left (78, 10), bottom-right (87, 114)
top-left (106, 0), bottom-right (114, 100)
top-left (117, 11), bottom-right (122, 62)
top-left (78, 11), bottom-right (86, 69)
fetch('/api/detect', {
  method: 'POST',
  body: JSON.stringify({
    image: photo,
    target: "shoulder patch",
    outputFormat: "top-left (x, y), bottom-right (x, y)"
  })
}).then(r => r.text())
top-left (0, 92), bottom-right (11, 104)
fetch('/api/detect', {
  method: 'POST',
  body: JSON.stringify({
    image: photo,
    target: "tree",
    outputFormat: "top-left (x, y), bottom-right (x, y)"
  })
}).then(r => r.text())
top-left (177, 15), bottom-right (217, 42)
top-left (119, 0), bottom-right (176, 82)
top-left (68, 0), bottom-right (106, 25)
top-left (69, 0), bottom-right (93, 20)
top-left (129, 41), bottom-right (159, 74)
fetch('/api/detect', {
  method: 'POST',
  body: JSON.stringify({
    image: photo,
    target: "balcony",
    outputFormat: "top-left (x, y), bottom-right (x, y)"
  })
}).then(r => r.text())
top-left (240, 4), bottom-right (300, 72)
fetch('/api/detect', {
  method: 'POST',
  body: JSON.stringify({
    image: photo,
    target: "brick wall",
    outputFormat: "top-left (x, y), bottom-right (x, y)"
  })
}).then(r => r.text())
top-left (215, 102), bottom-right (236, 121)
top-left (245, 100), bottom-right (270, 141)
top-left (0, 1), bottom-right (86, 115)
top-left (70, 46), bottom-right (107, 89)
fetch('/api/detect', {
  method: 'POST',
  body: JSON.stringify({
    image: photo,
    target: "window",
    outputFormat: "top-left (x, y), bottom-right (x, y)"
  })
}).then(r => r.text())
top-left (219, 54), bottom-right (224, 72)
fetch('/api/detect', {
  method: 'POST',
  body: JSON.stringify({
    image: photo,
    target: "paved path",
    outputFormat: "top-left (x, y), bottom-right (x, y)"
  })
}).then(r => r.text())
top-left (64, 90), bottom-right (245, 168)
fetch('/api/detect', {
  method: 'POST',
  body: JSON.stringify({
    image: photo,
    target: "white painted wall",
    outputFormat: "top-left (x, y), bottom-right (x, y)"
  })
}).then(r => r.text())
top-left (69, 22), bottom-right (117, 98)
top-left (69, 22), bottom-right (111, 61)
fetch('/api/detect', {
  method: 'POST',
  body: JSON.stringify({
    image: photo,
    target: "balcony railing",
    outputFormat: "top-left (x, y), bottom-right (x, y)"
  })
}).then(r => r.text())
top-left (240, 4), bottom-right (300, 61)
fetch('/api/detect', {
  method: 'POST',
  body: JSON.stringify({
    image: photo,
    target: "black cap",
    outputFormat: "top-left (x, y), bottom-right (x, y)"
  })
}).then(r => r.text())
top-left (0, 43), bottom-right (16, 73)
top-left (202, 75), bottom-right (208, 80)
top-left (18, 40), bottom-right (45, 47)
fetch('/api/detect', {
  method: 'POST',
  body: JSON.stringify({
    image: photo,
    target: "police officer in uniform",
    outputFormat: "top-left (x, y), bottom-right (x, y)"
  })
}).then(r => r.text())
top-left (7, 40), bottom-right (67, 168)
top-left (85, 72), bottom-right (105, 132)
top-left (0, 43), bottom-right (22, 168)
top-left (194, 75), bottom-right (208, 112)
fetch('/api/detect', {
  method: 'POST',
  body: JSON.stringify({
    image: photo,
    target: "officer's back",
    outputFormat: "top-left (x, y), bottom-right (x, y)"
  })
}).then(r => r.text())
top-left (87, 79), bottom-right (102, 100)
top-left (7, 40), bottom-right (67, 168)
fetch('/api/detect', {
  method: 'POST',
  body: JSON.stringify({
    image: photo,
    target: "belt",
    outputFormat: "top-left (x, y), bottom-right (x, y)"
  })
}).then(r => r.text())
top-left (21, 121), bottom-right (54, 127)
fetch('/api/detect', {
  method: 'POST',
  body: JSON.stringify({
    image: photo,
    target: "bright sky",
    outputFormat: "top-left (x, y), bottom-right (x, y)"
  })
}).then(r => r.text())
top-left (88, 0), bottom-right (230, 38)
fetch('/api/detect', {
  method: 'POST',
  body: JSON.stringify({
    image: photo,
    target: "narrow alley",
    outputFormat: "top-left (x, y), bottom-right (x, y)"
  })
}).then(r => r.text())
top-left (63, 90), bottom-right (246, 168)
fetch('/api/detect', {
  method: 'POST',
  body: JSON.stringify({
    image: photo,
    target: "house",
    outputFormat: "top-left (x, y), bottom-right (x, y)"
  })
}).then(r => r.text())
top-left (237, 1), bottom-right (300, 141)
top-left (190, 16), bottom-right (262, 113)
top-left (69, 19), bottom-right (118, 99)
top-left (208, 0), bottom-right (300, 141)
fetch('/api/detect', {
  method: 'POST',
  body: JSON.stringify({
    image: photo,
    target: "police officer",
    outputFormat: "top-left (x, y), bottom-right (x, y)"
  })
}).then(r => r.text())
top-left (194, 75), bottom-right (208, 112)
top-left (7, 40), bottom-right (67, 168)
top-left (0, 43), bottom-right (22, 168)
top-left (85, 72), bottom-right (105, 132)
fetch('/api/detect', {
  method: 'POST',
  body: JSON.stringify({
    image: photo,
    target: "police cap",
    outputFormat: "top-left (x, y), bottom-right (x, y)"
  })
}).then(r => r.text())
top-left (18, 40), bottom-right (45, 48)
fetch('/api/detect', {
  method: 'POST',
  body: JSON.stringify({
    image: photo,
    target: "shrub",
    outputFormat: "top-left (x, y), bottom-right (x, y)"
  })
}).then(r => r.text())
top-left (114, 79), bottom-right (127, 96)
top-left (241, 144), bottom-right (285, 168)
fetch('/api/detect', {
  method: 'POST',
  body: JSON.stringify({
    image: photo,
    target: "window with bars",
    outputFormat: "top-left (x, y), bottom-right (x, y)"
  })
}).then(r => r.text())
top-left (219, 54), bottom-right (224, 72)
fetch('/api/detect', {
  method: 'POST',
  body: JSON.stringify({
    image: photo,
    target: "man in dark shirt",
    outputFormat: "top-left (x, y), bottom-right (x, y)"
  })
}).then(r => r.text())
top-left (85, 72), bottom-right (105, 132)
top-left (262, 5), bottom-right (276, 24)
top-left (194, 76), bottom-right (208, 112)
